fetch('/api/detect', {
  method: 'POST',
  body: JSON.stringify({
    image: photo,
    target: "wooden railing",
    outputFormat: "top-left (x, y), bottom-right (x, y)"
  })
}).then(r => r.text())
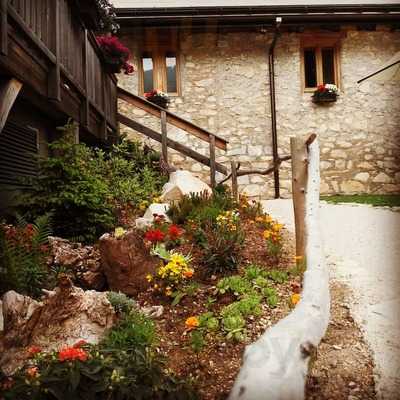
top-left (2, 0), bottom-right (117, 139)
top-left (117, 87), bottom-right (229, 185)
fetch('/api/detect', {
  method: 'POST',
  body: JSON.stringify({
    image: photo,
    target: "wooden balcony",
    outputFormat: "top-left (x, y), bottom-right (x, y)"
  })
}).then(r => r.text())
top-left (0, 0), bottom-right (118, 141)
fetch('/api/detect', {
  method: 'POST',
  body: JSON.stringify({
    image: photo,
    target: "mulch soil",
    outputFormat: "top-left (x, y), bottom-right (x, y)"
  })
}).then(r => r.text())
top-left (136, 221), bottom-right (299, 400)
top-left (306, 281), bottom-right (377, 400)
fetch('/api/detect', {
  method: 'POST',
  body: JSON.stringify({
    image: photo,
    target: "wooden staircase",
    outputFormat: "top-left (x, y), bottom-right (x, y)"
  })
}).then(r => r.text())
top-left (117, 87), bottom-right (229, 187)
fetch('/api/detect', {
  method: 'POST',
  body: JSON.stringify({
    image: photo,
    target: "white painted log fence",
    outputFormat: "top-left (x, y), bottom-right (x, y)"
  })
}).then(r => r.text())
top-left (229, 138), bottom-right (330, 400)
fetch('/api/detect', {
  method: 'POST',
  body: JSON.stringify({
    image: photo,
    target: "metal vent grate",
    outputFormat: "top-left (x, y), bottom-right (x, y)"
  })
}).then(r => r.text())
top-left (0, 120), bottom-right (38, 187)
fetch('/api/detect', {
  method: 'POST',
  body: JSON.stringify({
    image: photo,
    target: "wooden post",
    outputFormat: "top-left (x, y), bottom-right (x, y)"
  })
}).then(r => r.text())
top-left (231, 160), bottom-right (238, 202)
top-left (290, 136), bottom-right (308, 262)
top-left (48, 0), bottom-right (60, 101)
top-left (160, 110), bottom-right (168, 163)
top-left (209, 134), bottom-right (216, 188)
top-left (0, 0), bottom-right (8, 56)
top-left (0, 78), bottom-right (22, 133)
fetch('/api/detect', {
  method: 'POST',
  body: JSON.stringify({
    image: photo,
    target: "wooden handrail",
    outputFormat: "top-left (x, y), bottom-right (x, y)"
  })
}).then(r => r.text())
top-left (117, 86), bottom-right (228, 151)
top-left (118, 113), bottom-right (228, 175)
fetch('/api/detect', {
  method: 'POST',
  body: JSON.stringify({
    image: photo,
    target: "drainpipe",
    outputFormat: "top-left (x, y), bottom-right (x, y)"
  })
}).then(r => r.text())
top-left (268, 17), bottom-right (282, 199)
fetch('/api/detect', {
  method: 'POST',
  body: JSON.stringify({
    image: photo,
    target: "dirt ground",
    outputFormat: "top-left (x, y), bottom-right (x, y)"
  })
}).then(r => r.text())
top-left (306, 281), bottom-right (376, 400)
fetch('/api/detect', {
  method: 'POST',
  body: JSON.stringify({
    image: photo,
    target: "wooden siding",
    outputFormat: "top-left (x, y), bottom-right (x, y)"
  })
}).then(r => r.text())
top-left (2, 0), bottom-right (118, 141)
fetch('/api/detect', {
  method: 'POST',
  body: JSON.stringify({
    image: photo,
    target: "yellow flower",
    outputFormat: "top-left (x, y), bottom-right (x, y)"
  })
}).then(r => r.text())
top-left (185, 316), bottom-right (199, 330)
top-left (153, 284), bottom-right (159, 289)
top-left (114, 227), bottom-right (126, 238)
top-left (263, 230), bottom-right (271, 239)
top-left (152, 196), bottom-right (161, 204)
top-left (255, 216), bottom-right (264, 223)
top-left (146, 274), bottom-right (153, 282)
top-left (272, 223), bottom-right (283, 232)
top-left (291, 293), bottom-right (301, 306)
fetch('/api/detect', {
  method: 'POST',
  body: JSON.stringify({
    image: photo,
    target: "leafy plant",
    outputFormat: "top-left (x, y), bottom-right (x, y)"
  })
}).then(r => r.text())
top-left (0, 214), bottom-right (52, 297)
top-left (102, 310), bottom-right (156, 351)
top-left (263, 287), bottom-right (279, 308)
top-left (2, 313), bottom-right (198, 400)
top-left (221, 294), bottom-right (262, 319)
top-left (222, 314), bottom-right (246, 341)
top-left (18, 123), bottom-right (165, 243)
top-left (107, 291), bottom-right (137, 315)
top-left (190, 330), bottom-right (205, 354)
top-left (201, 221), bottom-right (244, 274)
top-left (216, 275), bottom-right (253, 297)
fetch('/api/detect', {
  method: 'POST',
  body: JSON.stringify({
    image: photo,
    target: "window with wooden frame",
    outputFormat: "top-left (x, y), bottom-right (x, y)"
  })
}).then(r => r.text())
top-left (139, 29), bottom-right (181, 96)
top-left (301, 34), bottom-right (342, 91)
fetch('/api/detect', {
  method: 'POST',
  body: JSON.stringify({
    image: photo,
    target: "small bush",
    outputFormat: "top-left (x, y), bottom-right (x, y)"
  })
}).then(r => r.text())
top-left (107, 291), bottom-right (137, 315)
top-left (102, 310), bottom-right (156, 351)
top-left (0, 214), bottom-right (52, 298)
top-left (1, 312), bottom-right (198, 399)
top-left (19, 124), bottom-right (165, 243)
top-left (201, 222), bottom-right (244, 274)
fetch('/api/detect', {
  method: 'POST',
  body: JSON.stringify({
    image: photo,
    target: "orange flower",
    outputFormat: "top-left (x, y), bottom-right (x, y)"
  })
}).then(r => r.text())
top-left (26, 366), bottom-right (39, 378)
top-left (291, 293), bottom-right (301, 306)
top-left (58, 347), bottom-right (88, 362)
top-left (27, 346), bottom-right (42, 357)
top-left (183, 269), bottom-right (194, 278)
top-left (185, 316), bottom-right (199, 330)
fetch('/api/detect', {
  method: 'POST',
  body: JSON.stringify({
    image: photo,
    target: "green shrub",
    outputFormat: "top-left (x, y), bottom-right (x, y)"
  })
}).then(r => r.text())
top-left (102, 310), bottom-right (156, 351)
top-left (2, 312), bottom-right (198, 400)
top-left (0, 214), bottom-right (52, 298)
top-left (221, 294), bottom-right (262, 319)
top-left (201, 222), bottom-right (244, 274)
top-left (216, 275), bottom-right (253, 296)
top-left (167, 188), bottom-right (234, 228)
top-left (19, 124), bottom-right (165, 243)
top-left (107, 291), bottom-right (137, 316)
top-left (222, 314), bottom-right (246, 341)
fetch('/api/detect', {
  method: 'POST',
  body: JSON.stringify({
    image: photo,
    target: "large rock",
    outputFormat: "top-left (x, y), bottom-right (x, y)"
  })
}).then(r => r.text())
top-left (135, 203), bottom-right (170, 229)
top-left (99, 230), bottom-right (158, 296)
top-left (160, 170), bottom-right (212, 202)
top-left (0, 277), bottom-right (115, 374)
top-left (48, 237), bottom-right (105, 290)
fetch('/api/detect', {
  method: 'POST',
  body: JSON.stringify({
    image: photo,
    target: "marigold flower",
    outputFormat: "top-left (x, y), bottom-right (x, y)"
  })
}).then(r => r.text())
top-left (58, 347), bottom-right (88, 362)
top-left (146, 274), bottom-right (153, 282)
top-left (291, 293), bottom-right (301, 306)
top-left (27, 346), bottom-right (42, 357)
top-left (183, 269), bottom-right (194, 278)
top-left (185, 316), bottom-right (199, 330)
top-left (26, 366), bottom-right (39, 378)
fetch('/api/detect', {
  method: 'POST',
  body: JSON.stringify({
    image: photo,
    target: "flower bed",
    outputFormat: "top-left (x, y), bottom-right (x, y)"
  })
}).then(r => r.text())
top-left (134, 191), bottom-right (303, 399)
top-left (0, 188), bottom-right (302, 399)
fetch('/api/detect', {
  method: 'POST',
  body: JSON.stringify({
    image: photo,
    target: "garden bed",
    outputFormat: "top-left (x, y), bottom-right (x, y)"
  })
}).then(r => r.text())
top-left (130, 196), bottom-right (301, 399)
top-left (0, 132), bottom-right (302, 399)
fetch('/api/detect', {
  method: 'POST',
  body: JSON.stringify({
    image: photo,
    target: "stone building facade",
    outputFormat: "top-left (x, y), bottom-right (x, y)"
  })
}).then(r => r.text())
top-left (117, 26), bottom-right (400, 198)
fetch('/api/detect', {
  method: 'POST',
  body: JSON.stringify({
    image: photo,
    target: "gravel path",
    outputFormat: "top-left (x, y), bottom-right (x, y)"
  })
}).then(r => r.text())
top-left (262, 199), bottom-right (400, 400)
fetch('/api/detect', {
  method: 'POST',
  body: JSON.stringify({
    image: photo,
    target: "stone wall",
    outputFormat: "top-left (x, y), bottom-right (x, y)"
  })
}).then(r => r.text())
top-left (118, 28), bottom-right (400, 198)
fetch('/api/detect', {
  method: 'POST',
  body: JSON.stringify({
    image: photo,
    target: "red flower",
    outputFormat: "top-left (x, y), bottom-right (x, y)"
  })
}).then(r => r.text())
top-left (145, 90), bottom-right (158, 98)
top-left (73, 340), bottom-right (87, 348)
top-left (27, 346), bottom-right (42, 357)
top-left (168, 224), bottom-right (182, 240)
top-left (58, 347), bottom-right (88, 362)
top-left (317, 84), bottom-right (326, 92)
top-left (144, 229), bottom-right (165, 243)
